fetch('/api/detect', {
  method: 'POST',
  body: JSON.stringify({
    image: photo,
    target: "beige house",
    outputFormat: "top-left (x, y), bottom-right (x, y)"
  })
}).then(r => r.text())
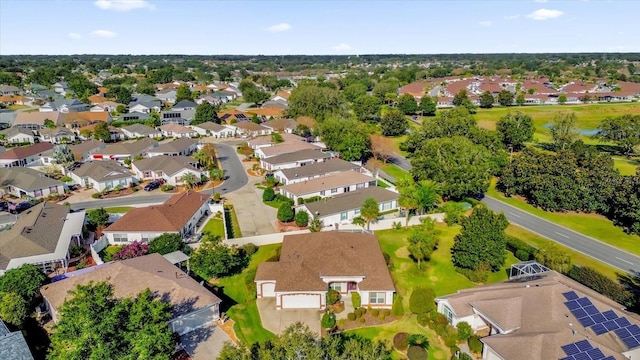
top-left (280, 170), bottom-right (376, 203)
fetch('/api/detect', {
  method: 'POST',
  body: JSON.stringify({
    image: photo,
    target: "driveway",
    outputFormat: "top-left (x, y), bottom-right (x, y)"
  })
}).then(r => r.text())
top-left (211, 144), bottom-right (248, 196)
top-left (256, 298), bottom-right (322, 335)
top-left (180, 323), bottom-right (231, 360)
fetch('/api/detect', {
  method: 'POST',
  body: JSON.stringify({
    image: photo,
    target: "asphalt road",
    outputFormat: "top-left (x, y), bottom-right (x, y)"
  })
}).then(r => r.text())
top-left (389, 153), bottom-right (412, 172)
top-left (482, 195), bottom-right (640, 274)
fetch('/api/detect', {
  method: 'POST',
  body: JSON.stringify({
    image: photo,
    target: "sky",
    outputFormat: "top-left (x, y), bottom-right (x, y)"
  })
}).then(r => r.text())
top-left (0, 0), bottom-right (638, 55)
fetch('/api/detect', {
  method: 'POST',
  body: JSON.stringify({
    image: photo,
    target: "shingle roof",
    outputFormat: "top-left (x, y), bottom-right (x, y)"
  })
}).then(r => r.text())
top-left (0, 167), bottom-right (62, 191)
top-left (303, 187), bottom-right (398, 216)
top-left (278, 158), bottom-right (360, 180)
top-left (150, 138), bottom-right (196, 154)
top-left (13, 111), bottom-right (61, 127)
top-left (255, 232), bottom-right (395, 292)
top-left (172, 99), bottom-right (197, 109)
top-left (133, 155), bottom-right (200, 177)
top-left (192, 122), bottom-right (227, 132)
top-left (281, 171), bottom-right (375, 196)
top-left (159, 123), bottom-right (193, 134)
top-left (96, 138), bottom-right (157, 156)
top-left (0, 323), bottom-right (34, 360)
top-left (69, 140), bottom-right (105, 159)
top-left (40, 253), bottom-right (221, 320)
top-left (261, 147), bottom-right (327, 163)
top-left (0, 127), bottom-right (33, 138)
top-left (71, 160), bottom-right (132, 182)
top-left (0, 143), bottom-right (53, 161)
top-left (233, 121), bottom-right (270, 132)
top-left (104, 191), bottom-right (208, 232)
top-left (122, 123), bottom-right (161, 136)
top-left (262, 118), bottom-right (297, 131)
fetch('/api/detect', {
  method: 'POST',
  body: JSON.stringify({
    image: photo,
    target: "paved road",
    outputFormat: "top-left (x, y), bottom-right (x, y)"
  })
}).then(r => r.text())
top-left (389, 153), bottom-right (412, 172)
top-left (482, 196), bottom-right (640, 274)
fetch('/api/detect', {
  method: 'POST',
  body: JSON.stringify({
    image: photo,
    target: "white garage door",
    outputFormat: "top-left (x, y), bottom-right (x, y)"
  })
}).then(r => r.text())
top-left (171, 306), bottom-right (217, 335)
top-left (282, 294), bottom-right (321, 309)
top-left (261, 283), bottom-right (276, 297)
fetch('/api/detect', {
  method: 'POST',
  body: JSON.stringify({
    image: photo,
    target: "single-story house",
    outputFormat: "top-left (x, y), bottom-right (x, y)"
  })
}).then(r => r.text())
top-left (0, 127), bottom-right (35, 144)
top-left (12, 111), bottom-right (61, 130)
top-left (191, 122), bottom-right (235, 138)
top-left (255, 231), bottom-right (395, 309)
top-left (128, 101), bottom-right (162, 114)
top-left (262, 118), bottom-right (298, 133)
top-left (260, 148), bottom-right (331, 172)
top-left (435, 267), bottom-right (640, 360)
top-left (280, 171), bottom-right (376, 204)
top-left (102, 191), bottom-right (209, 244)
top-left (298, 187), bottom-right (399, 227)
top-left (147, 137), bottom-right (198, 157)
top-left (0, 142), bottom-right (54, 168)
top-left (255, 141), bottom-right (322, 159)
top-left (156, 89), bottom-right (177, 104)
top-left (0, 202), bottom-right (85, 275)
top-left (122, 123), bottom-right (162, 139)
top-left (90, 101), bottom-right (121, 112)
top-left (121, 111), bottom-right (150, 122)
top-left (272, 158), bottom-right (362, 185)
top-left (0, 167), bottom-right (65, 199)
top-left (0, 85), bottom-right (22, 96)
top-left (159, 123), bottom-right (198, 138)
top-left (90, 138), bottom-right (158, 162)
top-left (60, 111), bottom-right (111, 130)
top-left (69, 139), bottom-right (106, 162)
top-left (247, 133), bottom-right (305, 150)
top-left (172, 99), bottom-right (197, 111)
top-left (0, 319), bottom-right (34, 360)
top-left (132, 155), bottom-right (205, 186)
top-left (37, 127), bottom-right (76, 144)
top-left (233, 121), bottom-right (272, 137)
top-left (40, 99), bottom-right (90, 113)
top-left (40, 253), bottom-right (221, 335)
top-left (161, 110), bottom-right (196, 125)
top-left (69, 160), bottom-right (136, 192)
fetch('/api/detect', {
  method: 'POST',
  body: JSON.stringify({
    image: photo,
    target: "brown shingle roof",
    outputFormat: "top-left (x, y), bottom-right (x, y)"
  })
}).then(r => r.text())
top-left (133, 155), bottom-right (200, 177)
top-left (303, 187), bottom-right (398, 217)
top-left (96, 138), bottom-right (157, 156)
top-left (0, 143), bottom-right (53, 160)
top-left (40, 253), bottom-right (221, 320)
top-left (71, 160), bottom-right (132, 182)
top-left (13, 112), bottom-right (61, 127)
top-left (104, 191), bottom-right (208, 232)
top-left (258, 142), bottom-right (321, 158)
top-left (281, 171), bottom-right (375, 196)
top-left (256, 232), bottom-right (395, 292)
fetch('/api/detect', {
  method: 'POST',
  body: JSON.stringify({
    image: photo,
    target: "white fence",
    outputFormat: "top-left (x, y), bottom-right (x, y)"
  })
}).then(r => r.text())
top-left (90, 236), bottom-right (109, 265)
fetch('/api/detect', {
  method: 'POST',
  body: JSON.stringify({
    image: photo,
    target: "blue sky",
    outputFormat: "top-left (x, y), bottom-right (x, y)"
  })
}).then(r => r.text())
top-left (1, 0), bottom-right (638, 55)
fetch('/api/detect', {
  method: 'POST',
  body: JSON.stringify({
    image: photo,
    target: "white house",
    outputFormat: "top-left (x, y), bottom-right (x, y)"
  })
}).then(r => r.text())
top-left (122, 124), bottom-right (162, 139)
top-left (159, 123), bottom-right (198, 138)
top-left (191, 122), bottom-right (235, 138)
top-left (132, 155), bottom-right (205, 187)
top-left (233, 121), bottom-right (272, 137)
top-left (37, 127), bottom-right (76, 144)
top-left (260, 148), bottom-right (330, 172)
top-left (69, 160), bottom-right (137, 192)
top-left (279, 171), bottom-right (376, 204)
top-left (272, 158), bottom-right (362, 185)
top-left (255, 231), bottom-right (395, 310)
top-left (0, 127), bottom-right (35, 144)
top-left (0, 167), bottom-right (65, 199)
top-left (255, 142), bottom-right (323, 159)
top-left (90, 138), bottom-right (158, 162)
top-left (0, 143), bottom-right (54, 168)
top-left (147, 138), bottom-right (198, 157)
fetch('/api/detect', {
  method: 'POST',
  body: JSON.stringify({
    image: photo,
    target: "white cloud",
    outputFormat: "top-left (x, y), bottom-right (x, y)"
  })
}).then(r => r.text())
top-left (266, 23), bottom-right (292, 33)
top-left (526, 8), bottom-right (564, 20)
top-left (504, 14), bottom-right (520, 20)
top-left (94, 0), bottom-right (154, 11)
top-left (67, 32), bottom-right (82, 39)
top-left (332, 43), bottom-right (352, 51)
top-left (534, 0), bottom-right (549, 3)
top-left (479, 20), bottom-right (493, 27)
top-left (90, 30), bottom-right (117, 38)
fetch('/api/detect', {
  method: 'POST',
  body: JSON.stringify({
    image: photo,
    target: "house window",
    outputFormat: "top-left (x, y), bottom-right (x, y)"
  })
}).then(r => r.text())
top-left (369, 292), bottom-right (385, 304)
top-left (320, 190), bottom-right (325, 196)
top-left (356, 183), bottom-right (365, 189)
top-left (329, 283), bottom-right (343, 292)
top-left (443, 306), bottom-right (454, 324)
top-left (141, 234), bottom-right (150, 242)
top-left (354, 209), bottom-right (360, 216)
top-left (331, 188), bottom-right (337, 194)
top-left (113, 234), bottom-right (128, 243)
top-left (340, 212), bottom-right (348, 221)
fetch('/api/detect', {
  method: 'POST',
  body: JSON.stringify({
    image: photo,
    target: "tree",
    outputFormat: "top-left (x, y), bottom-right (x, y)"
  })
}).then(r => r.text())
top-left (370, 134), bottom-right (395, 164)
top-left (550, 112), bottom-right (579, 150)
top-left (398, 94), bottom-right (418, 115)
top-left (294, 211), bottom-right (309, 227)
top-left (407, 227), bottom-right (439, 269)
top-left (497, 89), bottom-right (514, 106)
top-left (192, 101), bottom-right (220, 125)
top-left (148, 233), bottom-right (183, 255)
top-left (397, 176), bottom-right (419, 227)
top-left (287, 85), bottom-right (345, 121)
top-left (111, 86), bottom-right (132, 104)
top-left (190, 241), bottom-right (248, 279)
top-left (194, 143), bottom-right (217, 169)
top-left (343, 83), bottom-right (367, 102)
top-left (414, 180), bottom-right (441, 214)
top-left (114, 241), bottom-right (149, 260)
top-left (409, 287), bottom-right (436, 314)
top-left (145, 110), bottom-right (161, 128)
top-left (373, 81), bottom-right (399, 102)
top-left (516, 92), bottom-right (526, 106)
top-left (309, 216), bottom-right (322, 232)
top-left (352, 95), bottom-right (381, 121)
top-left (181, 172), bottom-right (199, 189)
top-left (243, 86), bottom-right (270, 104)
top-left (0, 291), bottom-right (27, 326)
top-left (380, 108), bottom-right (408, 136)
top-left (263, 187), bottom-right (275, 202)
top-left (52, 144), bottom-right (75, 165)
top-left (277, 203), bottom-right (295, 223)
top-left (418, 96), bottom-right (437, 116)
top-left (0, 264), bottom-right (47, 302)
top-left (93, 121), bottom-right (111, 141)
top-left (479, 91), bottom-right (494, 108)
top-left (175, 83), bottom-right (193, 102)
top-left (48, 281), bottom-right (176, 360)
top-left (496, 111), bottom-right (534, 151)
top-left (453, 89), bottom-right (470, 107)
top-left (534, 243), bottom-right (572, 273)
top-left (86, 207), bottom-right (110, 228)
top-left (593, 114), bottom-right (640, 156)
top-left (558, 93), bottom-right (568, 105)
top-left (608, 172), bottom-right (640, 235)
top-left (451, 206), bottom-right (508, 273)
top-left (360, 197), bottom-right (380, 230)
top-left (351, 216), bottom-right (366, 228)
top-left (318, 118), bottom-right (371, 161)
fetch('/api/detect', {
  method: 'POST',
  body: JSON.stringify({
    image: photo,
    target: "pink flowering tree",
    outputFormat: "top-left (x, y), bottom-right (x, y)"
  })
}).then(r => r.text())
top-left (113, 241), bottom-right (149, 260)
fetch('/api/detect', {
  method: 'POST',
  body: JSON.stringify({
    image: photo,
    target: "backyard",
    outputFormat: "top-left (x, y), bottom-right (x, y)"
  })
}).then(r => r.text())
top-left (202, 217), bottom-right (225, 239)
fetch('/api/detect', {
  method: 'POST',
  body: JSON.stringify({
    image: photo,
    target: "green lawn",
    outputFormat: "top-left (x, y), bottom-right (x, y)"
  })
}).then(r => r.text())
top-left (376, 180), bottom-right (390, 189)
top-left (380, 163), bottom-right (409, 183)
top-left (217, 244), bottom-right (281, 345)
top-left (202, 218), bottom-right (225, 239)
top-left (487, 178), bottom-right (640, 256)
top-left (103, 206), bottom-right (134, 213)
top-left (613, 156), bottom-right (640, 175)
top-left (224, 205), bottom-right (243, 239)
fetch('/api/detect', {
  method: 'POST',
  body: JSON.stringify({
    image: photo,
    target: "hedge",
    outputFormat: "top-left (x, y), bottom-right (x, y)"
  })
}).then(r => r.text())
top-left (566, 265), bottom-right (634, 308)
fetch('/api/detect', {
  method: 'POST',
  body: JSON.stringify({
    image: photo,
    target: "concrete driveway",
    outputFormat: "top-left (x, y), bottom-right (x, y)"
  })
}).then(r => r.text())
top-left (180, 323), bottom-right (231, 360)
top-left (256, 298), bottom-right (322, 335)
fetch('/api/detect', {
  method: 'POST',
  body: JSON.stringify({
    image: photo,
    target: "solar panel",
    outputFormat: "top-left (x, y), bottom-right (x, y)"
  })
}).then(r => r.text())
top-left (603, 357), bottom-right (616, 360)
top-left (578, 297), bottom-right (593, 307)
top-left (566, 301), bottom-right (581, 310)
top-left (603, 320), bottom-right (619, 332)
top-left (579, 316), bottom-right (596, 327)
top-left (586, 348), bottom-right (605, 360)
top-left (591, 324), bottom-right (608, 335)
top-left (622, 336), bottom-right (640, 349)
top-left (627, 324), bottom-right (640, 336)
top-left (574, 352), bottom-right (590, 360)
top-left (562, 343), bottom-right (581, 356)
top-left (591, 313), bottom-right (606, 324)
top-left (602, 310), bottom-right (618, 321)
top-left (572, 308), bottom-right (588, 319)
top-left (563, 291), bottom-right (579, 301)
top-left (615, 317), bottom-right (632, 328)
top-left (615, 327), bottom-right (633, 339)
top-left (559, 357), bottom-right (572, 360)
top-left (575, 340), bottom-right (592, 351)
top-left (584, 305), bottom-right (599, 315)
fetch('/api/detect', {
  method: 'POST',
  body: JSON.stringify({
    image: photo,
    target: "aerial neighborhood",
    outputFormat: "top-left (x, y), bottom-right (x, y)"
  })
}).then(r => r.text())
top-left (1, 19), bottom-right (640, 360)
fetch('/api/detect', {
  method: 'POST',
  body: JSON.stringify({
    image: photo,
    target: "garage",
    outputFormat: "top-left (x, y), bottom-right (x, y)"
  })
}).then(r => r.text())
top-left (170, 305), bottom-right (219, 335)
top-left (261, 282), bottom-right (276, 297)
top-left (281, 294), bottom-right (321, 309)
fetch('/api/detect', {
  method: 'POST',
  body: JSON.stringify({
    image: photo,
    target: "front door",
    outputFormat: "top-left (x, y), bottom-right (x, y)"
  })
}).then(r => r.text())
top-left (348, 282), bottom-right (357, 291)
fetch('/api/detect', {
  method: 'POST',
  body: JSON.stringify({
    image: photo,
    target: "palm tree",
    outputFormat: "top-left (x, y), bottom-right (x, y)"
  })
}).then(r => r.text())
top-left (351, 216), bottom-right (366, 228)
top-left (415, 180), bottom-right (441, 215)
top-left (397, 176), bottom-right (418, 227)
top-left (360, 197), bottom-right (380, 230)
top-left (209, 168), bottom-right (224, 182)
top-left (181, 172), bottom-right (199, 190)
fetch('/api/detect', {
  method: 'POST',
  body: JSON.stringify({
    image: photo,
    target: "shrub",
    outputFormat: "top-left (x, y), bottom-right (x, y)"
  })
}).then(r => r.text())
top-left (410, 287), bottom-right (436, 314)
top-left (262, 187), bottom-right (275, 201)
top-left (347, 312), bottom-right (356, 321)
top-left (468, 335), bottom-right (483, 353)
top-left (321, 311), bottom-right (336, 329)
top-left (100, 245), bottom-right (123, 262)
top-left (113, 241), bottom-right (149, 260)
top-left (443, 328), bottom-right (458, 348)
top-left (351, 292), bottom-right (361, 308)
top-left (69, 245), bottom-right (84, 258)
top-left (457, 321), bottom-right (473, 341)
top-left (392, 295), bottom-right (404, 316)
top-left (378, 313), bottom-right (386, 320)
top-left (455, 267), bottom-right (489, 282)
top-left (417, 313), bottom-right (428, 326)
top-left (359, 318), bottom-right (366, 323)
top-left (407, 345), bottom-right (427, 360)
top-left (435, 324), bottom-right (446, 336)
top-left (382, 309), bottom-right (390, 316)
top-left (160, 184), bottom-right (174, 191)
top-left (393, 332), bottom-right (409, 351)
top-left (506, 235), bottom-right (536, 257)
top-left (515, 249), bottom-right (531, 261)
top-left (434, 313), bottom-right (449, 326)
top-left (443, 201), bottom-right (466, 225)
top-left (567, 265), bottom-right (634, 307)
top-left (459, 353), bottom-right (474, 360)
top-left (277, 203), bottom-right (294, 222)
top-left (408, 334), bottom-right (429, 349)
top-left (326, 289), bottom-right (341, 305)
top-left (371, 309), bottom-right (380, 317)
top-left (392, 221), bottom-right (402, 230)
top-left (294, 211), bottom-right (309, 227)
top-left (239, 243), bottom-right (259, 257)
top-left (355, 308), bottom-right (363, 318)
top-left (91, 193), bottom-right (101, 199)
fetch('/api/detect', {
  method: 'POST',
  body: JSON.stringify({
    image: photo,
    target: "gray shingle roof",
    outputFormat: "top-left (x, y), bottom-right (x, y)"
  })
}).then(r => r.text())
top-left (262, 148), bottom-right (330, 166)
top-left (278, 158), bottom-right (360, 180)
top-left (133, 155), bottom-right (199, 177)
top-left (122, 123), bottom-right (161, 136)
top-left (150, 138), bottom-right (196, 154)
top-left (193, 122), bottom-right (226, 132)
top-left (71, 160), bottom-right (132, 182)
top-left (303, 187), bottom-right (398, 217)
top-left (172, 99), bottom-right (197, 109)
top-left (0, 167), bottom-right (62, 191)
top-left (97, 138), bottom-right (157, 156)
top-left (0, 325), bottom-right (34, 360)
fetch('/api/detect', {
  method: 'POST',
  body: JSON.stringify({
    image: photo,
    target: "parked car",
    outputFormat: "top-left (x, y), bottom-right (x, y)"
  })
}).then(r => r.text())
top-left (144, 181), bottom-right (161, 191)
top-left (10, 201), bottom-right (34, 214)
top-left (0, 201), bottom-right (8, 212)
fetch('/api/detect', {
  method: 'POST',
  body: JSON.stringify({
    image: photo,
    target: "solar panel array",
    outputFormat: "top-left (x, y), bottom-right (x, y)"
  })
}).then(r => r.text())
top-left (563, 291), bottom-right (640, 350)
top-left (559, 339), bottom-right (616, 360)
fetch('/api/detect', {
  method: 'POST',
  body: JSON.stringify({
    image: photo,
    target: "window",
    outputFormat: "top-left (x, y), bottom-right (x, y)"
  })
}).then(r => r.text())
top-left (141, 234), bottom-right (150, 242)
top-left (329, 283), bottom-right (343, 292)
top-left (340, 212), bottom-right (348, 221)
top-left (320, 190), bottom-right (325, 196)
top-left (113, 234), bottom-right (128, 243)
top-left (443, 306), bottom-right (454, 324)
top-left (331, 188), bottom-right (337, 194)
top-left (356, 183), bottom-right (365, 189)
top-left (369, 292), bottom-right (385, 304)
top-left (354, 209), bottom-right (360, 216)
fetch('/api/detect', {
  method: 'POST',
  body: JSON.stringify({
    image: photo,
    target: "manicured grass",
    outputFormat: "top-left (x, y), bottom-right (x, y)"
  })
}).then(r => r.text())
top-left (380, 163), bottom-right (409, 183)
top-left (202, 218), bottom-right (225, 239)
top-left (505, 224), bottom-right (621, 280)
top-left (217, 244), bottom-right (281, 345)
top-left (8, 104), bottom-right (28, 110)
top-left (376, 180), bottom-right (390, 189)
top-left (613, 156), bottom-right (639, 175)
top-left (103, 206), bottom-right (134, 213)
top-left (487, 178), bottom-right (640, 256)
